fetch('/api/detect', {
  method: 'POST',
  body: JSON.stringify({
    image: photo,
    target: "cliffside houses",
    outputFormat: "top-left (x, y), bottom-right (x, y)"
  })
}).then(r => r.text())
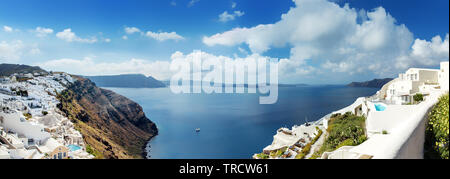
top-left (0, 72), bottom-right (93, 159)
top-left (257, 61), bottom-right (449, 159)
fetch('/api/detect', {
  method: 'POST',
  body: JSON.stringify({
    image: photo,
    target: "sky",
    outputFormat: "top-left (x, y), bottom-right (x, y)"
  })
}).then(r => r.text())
top-left (0, 0), bottom-right (448, 84)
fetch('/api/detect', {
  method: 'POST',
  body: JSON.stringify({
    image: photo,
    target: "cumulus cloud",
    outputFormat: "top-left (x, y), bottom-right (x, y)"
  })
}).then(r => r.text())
top-left (37, 50), bottom-right (285, 82)
top-left (219, 11), bottom-right (245, 22)
top-left (3, 26), bottom-right (14, 32)
top-left (203, 0), bottom-right (448, 78)
top-left (395, 34), bottom-right (449, 69)
top-left (124, 27), bottom-right (184, 42)
top-left (35, 27), bottom-right (54, 37)
top-left (56, 28), bottom-right (98, 43)
top-left (0, 40), bottom-right (24, 62)
top-left (38, 57), bottom-right (172, 80)
top-left (125, 27), bottom-right (141, 34)
top-left (232, 2), bottom-right (237, 9)
top-left (145, 31), bottom-right (184, 41)
top-left (0, 40), bottom-right (42, 62)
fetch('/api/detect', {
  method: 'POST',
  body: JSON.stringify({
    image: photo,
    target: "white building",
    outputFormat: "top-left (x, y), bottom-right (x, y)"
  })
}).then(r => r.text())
top-left (438, 61), bottom-right (449, 91)
top-left (384, 62), bottom-right (448, 105)
top-left (0, 145), bottom-right (10, 159)
top-left (0, 111), bottom-right (51, 143)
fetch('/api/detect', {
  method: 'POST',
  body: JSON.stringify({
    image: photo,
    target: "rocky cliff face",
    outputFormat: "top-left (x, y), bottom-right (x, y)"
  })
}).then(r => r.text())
top-left (57, 76), bottom-right (158, 159)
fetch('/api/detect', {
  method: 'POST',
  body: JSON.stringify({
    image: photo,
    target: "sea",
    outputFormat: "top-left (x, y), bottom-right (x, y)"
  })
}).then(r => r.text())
top-left (106, 85), bottom-right (379, 159)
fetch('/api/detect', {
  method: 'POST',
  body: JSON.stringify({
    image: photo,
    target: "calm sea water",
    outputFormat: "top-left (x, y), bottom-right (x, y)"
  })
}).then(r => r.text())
top-left (106, 86), bottom-right (379, 159)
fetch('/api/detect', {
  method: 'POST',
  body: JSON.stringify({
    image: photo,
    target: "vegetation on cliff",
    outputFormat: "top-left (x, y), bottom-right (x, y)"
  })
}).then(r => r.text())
top-left (57, 76), bottom-right (158, 159)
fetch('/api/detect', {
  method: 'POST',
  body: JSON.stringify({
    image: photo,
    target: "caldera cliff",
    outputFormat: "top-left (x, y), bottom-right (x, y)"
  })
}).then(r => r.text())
top-left (57, 76), bottom-right (158, 159)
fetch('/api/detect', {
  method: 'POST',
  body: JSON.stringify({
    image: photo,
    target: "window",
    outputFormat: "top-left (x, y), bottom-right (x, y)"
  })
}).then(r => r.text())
top-left (58, 152), bottom-right (62, 159)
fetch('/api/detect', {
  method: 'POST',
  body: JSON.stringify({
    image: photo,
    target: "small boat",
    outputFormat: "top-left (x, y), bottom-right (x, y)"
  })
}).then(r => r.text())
top-left (195, 128), bottom-right (201, 133)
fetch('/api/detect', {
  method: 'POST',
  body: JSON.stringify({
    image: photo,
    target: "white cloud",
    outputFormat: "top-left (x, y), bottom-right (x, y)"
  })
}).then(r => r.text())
top-left (0, 40), bottom-right (24, 62)
top-left (29, 48), bottom-right (41, 55)
top-left (219, 11), bottom-right (245, 22)
top-left (395, 34), bottom-right (449, 69)
top-left (35, 27), bottom-right (54, 37)
top-left (204, 0), bottom-right (448, 78)
top-left (170, 1), bottom-right (177, 6)
top-left (3, 26), bottom-right (14, 32)
top-left (232, 2), bottom-right (237, 9)
top-left (124, 27), bottom-right (184, 42)
top-left (125, 27), bottom-right (141, 34)
top-left (0, 40), bottom-right (44, 63)
top-left (104, 38), bottom-right (111, 43)
top-left (37, 50), bottom-right (284, 82)
top-left (56, 28), bottom-right (98, 43)
top-left (145, 31), bottom-right (184, 41)
top-left (188, 0), bottom-right (200, 7)
top-left (38, 57), bottom-right (173, 80)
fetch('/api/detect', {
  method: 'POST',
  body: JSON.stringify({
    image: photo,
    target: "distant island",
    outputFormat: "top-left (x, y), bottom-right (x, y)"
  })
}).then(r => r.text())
top-left (347, 78), bottom-right (394, 88)
top-left (86, 74), bottom-right (166, 88)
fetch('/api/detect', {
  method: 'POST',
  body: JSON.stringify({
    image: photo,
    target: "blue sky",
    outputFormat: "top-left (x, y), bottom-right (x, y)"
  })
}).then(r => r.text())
top-left (0, 0), bottom-right (448, 84)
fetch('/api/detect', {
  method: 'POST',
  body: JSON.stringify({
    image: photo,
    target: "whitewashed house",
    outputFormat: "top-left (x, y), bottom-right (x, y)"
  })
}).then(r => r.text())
top-left (384, 63), bottom-right (449, 104)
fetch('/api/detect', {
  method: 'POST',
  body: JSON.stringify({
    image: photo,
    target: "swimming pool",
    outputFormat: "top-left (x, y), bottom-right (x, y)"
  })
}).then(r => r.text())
top-left (374, 103), bottom-right (387, 111)
top-left (68, 145), bottom-right (82, 152)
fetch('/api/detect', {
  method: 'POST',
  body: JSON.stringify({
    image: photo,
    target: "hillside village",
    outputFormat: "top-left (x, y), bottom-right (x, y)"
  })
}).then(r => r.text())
top-left (255, 61), bottom-right (449, 159)
top-left (0, 71), bottom-right (93, 159)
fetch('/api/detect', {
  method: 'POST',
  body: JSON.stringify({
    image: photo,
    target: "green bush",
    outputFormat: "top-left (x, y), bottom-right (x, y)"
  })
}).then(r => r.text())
top-left (270, 148), bottom-right (285, 158)
top-left (425, 94), bottom-right (449, 159)
top-left (256, 153), bottom-right (269, 159)
top-left (414, 93), bottom-right (424, 103)
top-left (310, 113), bottom-right (367, 159)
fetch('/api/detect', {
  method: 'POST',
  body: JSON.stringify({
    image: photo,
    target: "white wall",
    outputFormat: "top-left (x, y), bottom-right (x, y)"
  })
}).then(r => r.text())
top-left (0, 112), bottom-right (50, 142)
top-left (439, 62), bottom-right (449, 91)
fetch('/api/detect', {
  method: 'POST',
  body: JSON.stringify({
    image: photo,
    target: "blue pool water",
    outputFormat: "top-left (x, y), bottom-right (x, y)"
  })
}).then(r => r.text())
top-left (374, 103), bottom-right (387, 111)
top-left (68, 145), bottom-right (81, 152)
top-left (107, 86), bottom-right (379, 159)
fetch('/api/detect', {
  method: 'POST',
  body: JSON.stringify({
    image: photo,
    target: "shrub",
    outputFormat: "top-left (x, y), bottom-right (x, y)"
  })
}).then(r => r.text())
top-left (413, 93), bottom-right (424, 103)
top-left (256, 153), bottom-right (269, 159)
top-left (310, 113), bottom-right (367, 159)
top-left (382, 130), bottom-right (388, 135)
top-left (425, 94), bottom-right (449, 159)
top-left (270, 148), bottom-right (286, 158)
top-left (23, 113), bottom-right (32, 120)
top-left (42, 111), bottom-right (48, 116)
